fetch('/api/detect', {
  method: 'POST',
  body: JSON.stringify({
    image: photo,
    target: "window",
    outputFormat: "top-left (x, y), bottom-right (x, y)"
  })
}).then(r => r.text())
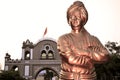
top-left (46, 46), bottom-right (49, 50)
top-left (5, 66), bottom-right (8, 71)
top-left (48, 50), bottom-right (54, 59)
top-left (41, 50), bottom-right (47, 59)
top-left (25, 65), bottom-right (29, 76)
top-left (25, 51), bottom-right (30, 60)
top-left (40, 44), bottom-right (55, 60)
top-left (12, 65), bottom-right (18, 71)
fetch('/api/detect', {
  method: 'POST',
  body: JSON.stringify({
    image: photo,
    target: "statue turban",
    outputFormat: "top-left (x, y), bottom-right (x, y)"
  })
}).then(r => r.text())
top-left (67, 1), bottom-right (88, 26)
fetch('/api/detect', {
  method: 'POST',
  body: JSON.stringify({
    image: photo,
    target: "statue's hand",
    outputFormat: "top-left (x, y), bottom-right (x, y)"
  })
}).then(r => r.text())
top-left (84, 56), bottom-right (93, 69)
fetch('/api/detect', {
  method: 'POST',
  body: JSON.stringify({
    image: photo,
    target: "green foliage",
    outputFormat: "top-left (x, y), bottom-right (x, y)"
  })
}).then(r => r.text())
top-left (95, 41), bottom-right (120, 80)
top-left (95, 54), bottom-right (120, 80)
top-left (0, 71), bottom-right (26, 80)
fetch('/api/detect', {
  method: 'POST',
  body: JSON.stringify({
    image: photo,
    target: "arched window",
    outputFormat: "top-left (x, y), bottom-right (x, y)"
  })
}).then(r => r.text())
top-left (48, 50), bottom-right (54, 59)
top-left (46, 45), bottom-right (49, 50)
top-left (25, 51), bottom-right (30, 60)
top-left (12, 65), bottom-right (19, 71)
top-left (41, 50), bottom-right (47, 59)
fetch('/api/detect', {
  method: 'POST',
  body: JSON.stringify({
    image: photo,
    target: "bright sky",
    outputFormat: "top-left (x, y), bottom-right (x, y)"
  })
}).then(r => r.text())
top-left (0, 0), bottom-right (120, 69)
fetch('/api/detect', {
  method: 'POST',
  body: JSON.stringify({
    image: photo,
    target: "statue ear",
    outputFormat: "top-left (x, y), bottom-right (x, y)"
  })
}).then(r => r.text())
top-left (68, 19), bottom-right (71, 25)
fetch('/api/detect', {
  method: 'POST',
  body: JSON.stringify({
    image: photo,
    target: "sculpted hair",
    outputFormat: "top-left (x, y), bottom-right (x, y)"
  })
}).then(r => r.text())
top-left (67, 1), bottom-right (88, 27)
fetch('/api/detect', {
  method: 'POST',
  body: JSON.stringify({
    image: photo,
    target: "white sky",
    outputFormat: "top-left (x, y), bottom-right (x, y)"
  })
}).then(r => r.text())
top-left (0, 0), bottom-right (120, 69)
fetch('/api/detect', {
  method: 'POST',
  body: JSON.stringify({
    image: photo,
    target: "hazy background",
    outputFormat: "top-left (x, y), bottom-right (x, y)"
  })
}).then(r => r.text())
top-left (0, 0), bottom-right (120, 69)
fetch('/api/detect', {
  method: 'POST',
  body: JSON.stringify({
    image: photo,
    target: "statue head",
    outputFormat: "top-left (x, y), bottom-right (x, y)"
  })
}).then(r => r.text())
top-left (67, 1), bottom-right (88, 28)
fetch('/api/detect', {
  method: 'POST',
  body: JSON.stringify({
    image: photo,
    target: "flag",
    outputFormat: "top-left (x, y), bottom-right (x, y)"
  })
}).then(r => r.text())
top-left (43, 27), bottom-right (47, 38)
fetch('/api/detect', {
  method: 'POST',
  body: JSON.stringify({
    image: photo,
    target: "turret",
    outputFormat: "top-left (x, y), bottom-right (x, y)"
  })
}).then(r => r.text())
top-left (5, 53), bottom-right (11, 61)
top-left (22, 39), bottom-right (34, 60)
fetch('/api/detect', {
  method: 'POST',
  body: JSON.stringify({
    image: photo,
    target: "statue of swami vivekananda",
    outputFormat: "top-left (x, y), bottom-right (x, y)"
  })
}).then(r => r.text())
top-left (57, 1), bottom-right (109, 80)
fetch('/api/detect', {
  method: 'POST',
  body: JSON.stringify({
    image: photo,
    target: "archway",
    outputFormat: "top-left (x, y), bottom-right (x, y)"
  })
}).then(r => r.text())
top-left (11, 65), bottom-right (19, 71)
top-left (35, 68), bottom-right (59, 80)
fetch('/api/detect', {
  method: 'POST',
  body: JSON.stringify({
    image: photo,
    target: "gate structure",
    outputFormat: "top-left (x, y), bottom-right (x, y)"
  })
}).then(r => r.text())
top-left (4, 38), bottom-right (61, 80)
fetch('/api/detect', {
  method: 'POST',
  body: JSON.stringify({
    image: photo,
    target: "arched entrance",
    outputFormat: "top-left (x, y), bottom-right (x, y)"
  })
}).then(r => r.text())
top-left (35, 68), bottom-right (59, 80)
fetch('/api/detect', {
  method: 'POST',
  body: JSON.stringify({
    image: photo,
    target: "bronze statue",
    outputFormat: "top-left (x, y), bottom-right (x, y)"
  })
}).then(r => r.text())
top-left (57, 1), bottom-right (109, 80)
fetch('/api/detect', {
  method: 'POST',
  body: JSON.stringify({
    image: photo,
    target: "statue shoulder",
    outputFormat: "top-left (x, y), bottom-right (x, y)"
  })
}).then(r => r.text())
top-left (58, 33), bottom-right (71, 42)
top-left (91, 35), bottom-right (99, 41)
top-left (59, 33), bottom-right (71, 39)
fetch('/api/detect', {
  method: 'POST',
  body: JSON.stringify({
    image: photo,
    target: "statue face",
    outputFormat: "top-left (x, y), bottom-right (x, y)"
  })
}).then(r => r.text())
top-left (69, 10), bottom-right (82, 32)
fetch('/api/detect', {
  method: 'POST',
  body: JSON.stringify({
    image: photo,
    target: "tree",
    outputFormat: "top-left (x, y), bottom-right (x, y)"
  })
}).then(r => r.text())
top-left (95, 41), bottom-right (120, 80)
top-left (0, 71), bottom-right (26, 80)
